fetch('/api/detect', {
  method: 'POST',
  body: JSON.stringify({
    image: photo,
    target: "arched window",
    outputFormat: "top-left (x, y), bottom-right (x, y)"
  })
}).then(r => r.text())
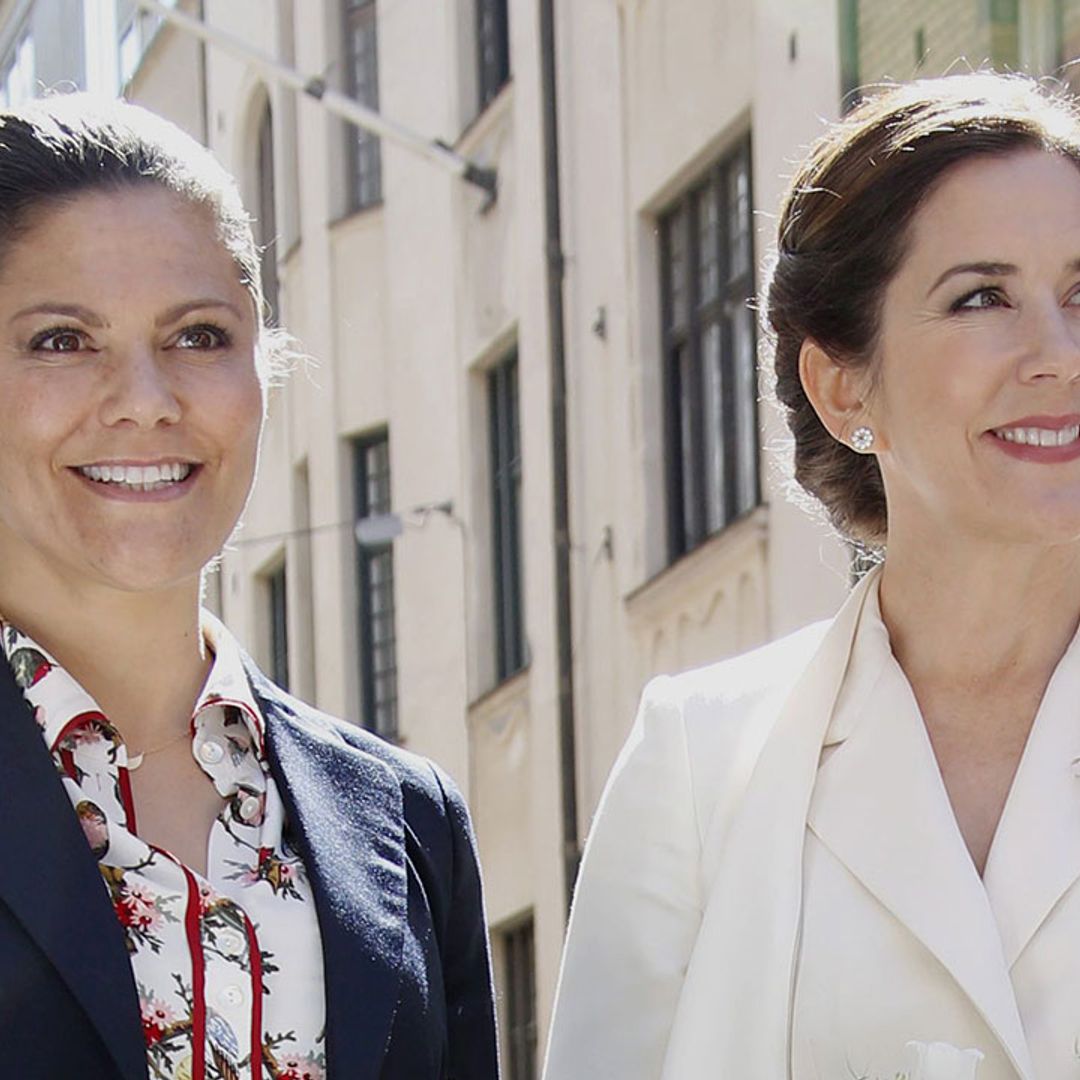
top-left (256, 102), bottom-right (279, 323)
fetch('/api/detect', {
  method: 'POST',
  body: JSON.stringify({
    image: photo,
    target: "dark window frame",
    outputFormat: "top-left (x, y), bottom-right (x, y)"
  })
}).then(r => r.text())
top-left (267, 562), bottom-right (289, 692)
top-left (659, 136), bottom-right (760, 562)
top-left (488, 351), bottom-right (525, 682)
top-left (503, 915), bottom-right (537, 1080)
top-left (353, 432), bottom-right (398, 740)
top-left (343, 0), bottom-right (382, 212)
top-left (476, 0), bottom-right (511, 113)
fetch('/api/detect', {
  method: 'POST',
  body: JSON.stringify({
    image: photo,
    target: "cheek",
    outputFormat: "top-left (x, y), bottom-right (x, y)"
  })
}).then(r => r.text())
top-left (214, 372), bottom-right (265, 474)
top-left (0, 376), bottom-right (83, 467)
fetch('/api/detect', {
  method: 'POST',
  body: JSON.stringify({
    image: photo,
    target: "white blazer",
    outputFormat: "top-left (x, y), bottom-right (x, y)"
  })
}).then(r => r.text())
top-left (544, 566), bottom-right (1080, 1080)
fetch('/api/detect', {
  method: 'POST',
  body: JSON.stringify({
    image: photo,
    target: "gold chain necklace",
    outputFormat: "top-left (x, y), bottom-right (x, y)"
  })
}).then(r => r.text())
top-left (127, 727), bottom-right (191, 770)
top-left (0, 611), bottom-right (193, 771)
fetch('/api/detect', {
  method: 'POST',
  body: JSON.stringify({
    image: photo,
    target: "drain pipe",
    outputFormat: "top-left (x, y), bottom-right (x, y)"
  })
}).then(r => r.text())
top-left (538, 0), bottom-right (580, 918)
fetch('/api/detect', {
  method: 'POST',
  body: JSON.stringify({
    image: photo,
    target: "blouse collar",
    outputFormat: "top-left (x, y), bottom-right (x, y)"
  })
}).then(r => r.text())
top-left (0, 611), bottom-right (266, 758)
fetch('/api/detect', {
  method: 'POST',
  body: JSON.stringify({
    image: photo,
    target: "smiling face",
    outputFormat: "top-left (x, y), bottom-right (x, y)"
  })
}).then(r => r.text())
top-left (860, 149), bottom-right (1080, 549)
top-left (0, 185), bottom-right (264, 598)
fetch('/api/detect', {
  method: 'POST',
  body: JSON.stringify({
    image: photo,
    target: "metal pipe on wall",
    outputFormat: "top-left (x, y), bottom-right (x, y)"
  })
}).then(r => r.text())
top-left (538, 0), bottom-right (581, 918)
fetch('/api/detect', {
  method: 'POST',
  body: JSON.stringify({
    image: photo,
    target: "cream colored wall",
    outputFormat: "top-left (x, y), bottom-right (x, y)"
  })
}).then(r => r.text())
top-left (128, 0), bottom-right (858, 1067)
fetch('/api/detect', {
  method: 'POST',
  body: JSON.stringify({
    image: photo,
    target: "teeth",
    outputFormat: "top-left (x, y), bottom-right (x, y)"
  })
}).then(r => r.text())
top-left (995, 425), bottom-right (1080, 447)
top-left (77, 463), bottom-right (192, 490)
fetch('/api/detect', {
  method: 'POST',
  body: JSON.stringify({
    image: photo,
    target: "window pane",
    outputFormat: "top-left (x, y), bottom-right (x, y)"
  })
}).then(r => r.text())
top-left (354, 434), bottom-right (397, 739)
top-left (345, 2), bottom-right (381, 210)
top-left (731, 301), bottom-right (759, 514)
top-left (667, 207), bottom-right (690, 331)
top-left (697, 182), bottom-right (721, 306)
top-left (727, 154), bottom-right (751, 281)
top-left (257, 105), bottom-right (279, 323)
top-left (489, 353), bottom-right (525, 681)
top-left (268, 565), bottom-right (289, 692)
top-left (677, 344), bottom-right (701, 548)
top-left (365, 439), bottom-right (391, 515)
top-left (477, 0), bottom-right (510, 110)
top-left (504, 917), bottom-right (537, 1080)
top-left (701, 322), bottom-right (726, 533)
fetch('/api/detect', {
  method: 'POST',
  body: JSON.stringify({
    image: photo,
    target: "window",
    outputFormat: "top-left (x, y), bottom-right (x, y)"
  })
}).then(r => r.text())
top-left (0, 31), bottom-right (34, 109)
top-left (266, 563), bottom-right (289, 691)
top-left (838, 0), bottom-right (859, 106)
top-left (343, 0), bottom-right (381, 210)
top-left (989, 0), bottom-right (1019, 70)
top-left (353, 434), bottom-right (398, 739)
top-left (488, 352), bottom-right (525, 681)
top-left (502, 917), bottom-right (537, 1080)
top-left (256, 102), bottom-right (280, 323)
top-left (476, 0), bottom-right (510, 111)
top-left (659, 137), bottom-right (758, 561)
top-left (117, 0), bottom-right (177, 87)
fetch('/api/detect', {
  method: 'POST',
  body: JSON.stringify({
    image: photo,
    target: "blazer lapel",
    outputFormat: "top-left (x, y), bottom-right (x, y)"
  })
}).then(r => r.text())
top-left (809, 659), bottom-right (1034, 1080)
top-left (258, 677), bottom-right (407, 1080)
top-left (0, 661), bottom-right (146, 1080)
top-left (982, 632), bottom-right (1080, 970)
top-left (661, 566), bottom-right (879, 1079)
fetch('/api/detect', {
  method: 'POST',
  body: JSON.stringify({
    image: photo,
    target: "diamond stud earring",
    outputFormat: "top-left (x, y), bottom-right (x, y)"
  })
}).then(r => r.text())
top-left (850, 426), bottom-right (875, 452)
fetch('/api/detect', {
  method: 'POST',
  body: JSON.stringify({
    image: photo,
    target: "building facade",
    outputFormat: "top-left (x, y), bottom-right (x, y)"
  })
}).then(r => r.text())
top-left (0, 0), bottom-right (1074, 1073)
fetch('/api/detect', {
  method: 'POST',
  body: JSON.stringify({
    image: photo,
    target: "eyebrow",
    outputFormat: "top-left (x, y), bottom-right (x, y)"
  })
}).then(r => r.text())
top-left (9, 302), bottom-right (107, 327)
top-left (8, 298), bottom-right (244, 328)
top-left (154, 299), bottom-right (244, 327)
top-left (926, 257), bottom-right (1080, 298)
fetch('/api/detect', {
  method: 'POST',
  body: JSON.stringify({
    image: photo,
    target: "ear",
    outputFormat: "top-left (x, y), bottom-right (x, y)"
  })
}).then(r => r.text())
top-left (798, 339), bottom-right (874, 447)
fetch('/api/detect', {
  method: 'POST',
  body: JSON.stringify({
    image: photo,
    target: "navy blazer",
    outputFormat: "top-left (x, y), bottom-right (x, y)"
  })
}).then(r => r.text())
top-left (0, 651), bottom-right (500, 1079)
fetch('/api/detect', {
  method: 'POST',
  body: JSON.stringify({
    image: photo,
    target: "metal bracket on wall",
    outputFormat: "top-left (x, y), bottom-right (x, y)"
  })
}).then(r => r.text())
top-left (134, 0), bottom-right (498, 205)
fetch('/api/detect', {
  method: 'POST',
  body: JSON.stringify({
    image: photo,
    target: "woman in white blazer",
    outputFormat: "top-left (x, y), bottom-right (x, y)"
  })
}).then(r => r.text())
top-left (544, 72), bottom-right (1080, 1080)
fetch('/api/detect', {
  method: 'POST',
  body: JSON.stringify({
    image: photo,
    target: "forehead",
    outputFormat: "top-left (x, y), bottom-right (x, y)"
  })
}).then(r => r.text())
top-left (0, 186), bottom-right (249, 309)
top-left (903, 149), bottom-right (1080, 271)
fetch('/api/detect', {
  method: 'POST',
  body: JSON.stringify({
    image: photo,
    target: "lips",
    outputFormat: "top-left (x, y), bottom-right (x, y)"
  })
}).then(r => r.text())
top-left (988, 417), bottom-right (1080, 462)
top-left (992, 424), bottom-right (1080, 448)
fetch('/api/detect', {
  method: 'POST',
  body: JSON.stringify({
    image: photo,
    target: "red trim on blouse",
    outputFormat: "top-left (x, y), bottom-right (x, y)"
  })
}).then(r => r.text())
top-left (117, 767), bottom-right (137, 835)
top-left (50, 709), bottom-right (110, 753)
top-left (181, 864), bottom-right (207, 1080)
top-left (244, 912), bottom-right (264, 1080)
top-left (58, 747), bottom-right (76, 782)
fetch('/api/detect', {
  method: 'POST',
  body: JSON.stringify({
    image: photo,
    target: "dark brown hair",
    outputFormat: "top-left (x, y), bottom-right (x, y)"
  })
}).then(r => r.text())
top-left (765, 72), bottom-right (1080, 545)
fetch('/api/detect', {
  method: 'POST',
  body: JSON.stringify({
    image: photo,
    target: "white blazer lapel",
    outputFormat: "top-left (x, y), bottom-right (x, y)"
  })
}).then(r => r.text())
top-left (660, 567), bottom-right (878, 1079)
top-left (808, 660), bottom-right (1034, 1080)
top-left (982, 632), bottom-right (1080, 970)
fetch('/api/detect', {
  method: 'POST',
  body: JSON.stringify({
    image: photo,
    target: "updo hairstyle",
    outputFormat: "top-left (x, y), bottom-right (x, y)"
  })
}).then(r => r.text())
top-left (766, 73), bottom-right (1080, 546)
top-left (0, 93), bottom-right (275, 379)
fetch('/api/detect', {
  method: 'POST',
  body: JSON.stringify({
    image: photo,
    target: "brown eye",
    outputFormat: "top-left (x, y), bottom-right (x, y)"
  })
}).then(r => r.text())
top-left (952, 287), bottom-right (1007, 312)
top-left (176, 324), bottom-right (229, 350)
top-left (30, 328), bottom-right (85, 352)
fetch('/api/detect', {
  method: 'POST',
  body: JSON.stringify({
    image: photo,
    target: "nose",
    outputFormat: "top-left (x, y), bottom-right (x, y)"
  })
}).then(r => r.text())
top-left (98, 346), bottom-right (182, 428)
top-left (1017, 302), bottom-right (1080, 384)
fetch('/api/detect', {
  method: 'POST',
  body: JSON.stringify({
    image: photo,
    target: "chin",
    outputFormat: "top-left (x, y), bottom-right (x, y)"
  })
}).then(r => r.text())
top-left (81, 536), bottom-right (227, 595)
top-left (92, 561), bottom-right (210, 596)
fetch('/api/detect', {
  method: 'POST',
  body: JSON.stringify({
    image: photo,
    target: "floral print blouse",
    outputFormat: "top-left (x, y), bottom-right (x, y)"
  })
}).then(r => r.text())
top-left (2, 613), bottom-right (327, 1080)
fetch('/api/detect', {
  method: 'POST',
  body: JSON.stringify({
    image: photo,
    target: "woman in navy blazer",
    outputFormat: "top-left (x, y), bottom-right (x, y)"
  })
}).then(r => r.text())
top-left (0, 93), bottom-right (498, 1079)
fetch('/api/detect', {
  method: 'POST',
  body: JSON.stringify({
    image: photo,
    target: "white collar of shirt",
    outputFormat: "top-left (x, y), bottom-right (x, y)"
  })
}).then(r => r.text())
top-left (0, 611), bottom-right (266, 764)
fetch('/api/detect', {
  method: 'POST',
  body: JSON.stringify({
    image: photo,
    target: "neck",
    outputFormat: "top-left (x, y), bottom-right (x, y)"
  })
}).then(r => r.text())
top-left (0, 564), bottom-right (209, 751)
top-left (879, 526), bottom-right (1080, 694)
